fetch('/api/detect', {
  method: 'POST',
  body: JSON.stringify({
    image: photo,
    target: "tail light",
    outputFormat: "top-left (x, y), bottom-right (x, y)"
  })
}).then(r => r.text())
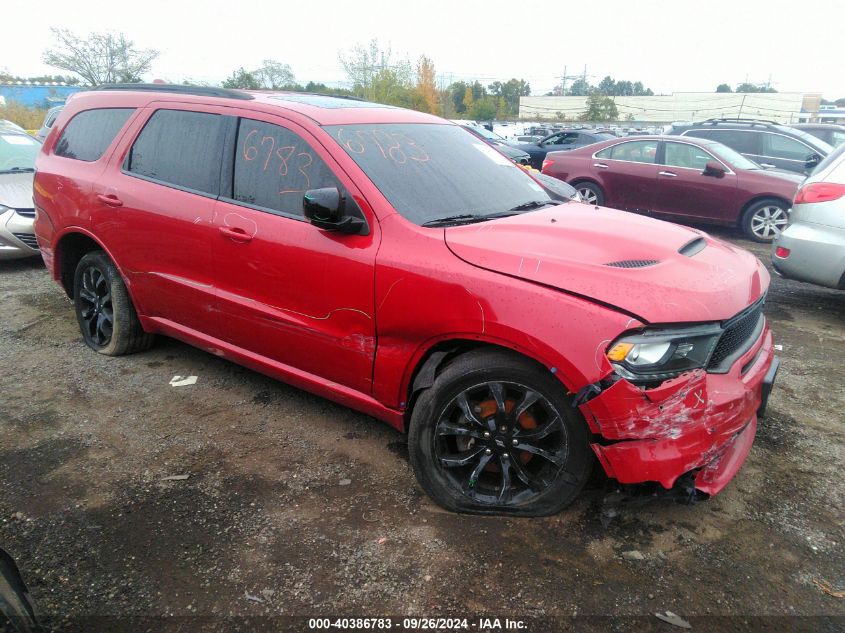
top-left (775, 246), bottom-right (790, 258)
top-left (541, 158), bottom-right (554, 172)
top-left (794, 182), bottom-right (845, 205)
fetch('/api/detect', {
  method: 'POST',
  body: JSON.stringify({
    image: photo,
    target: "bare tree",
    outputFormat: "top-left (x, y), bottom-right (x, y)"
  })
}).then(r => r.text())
top-left (253, 60), bottom-right (297, 90)
top-left (43, 28), bottom-right (159, 85)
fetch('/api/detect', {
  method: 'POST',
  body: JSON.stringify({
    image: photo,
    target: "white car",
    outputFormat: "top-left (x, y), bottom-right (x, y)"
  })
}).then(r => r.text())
top-left (0, 131), bottom-right (40, 260)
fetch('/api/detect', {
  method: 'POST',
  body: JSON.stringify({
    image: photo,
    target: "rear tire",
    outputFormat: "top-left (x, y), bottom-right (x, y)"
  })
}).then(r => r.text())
top-left (73, 251), bottom-right (154, 356)
top-left (741, 198), bottom-right (789, 242)
top-left (574, 182), bottom-right (604, 206)
top-left (408, 349), bottom-right (593, 516)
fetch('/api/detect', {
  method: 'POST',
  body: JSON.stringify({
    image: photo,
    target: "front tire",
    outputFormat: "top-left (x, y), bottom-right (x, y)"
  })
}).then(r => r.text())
top-left (73, 251), bottom-right (154, 355)
top-left (741, 198), bottom-right (789, 242)
top-left (408, 350), bottom-right (593, 516)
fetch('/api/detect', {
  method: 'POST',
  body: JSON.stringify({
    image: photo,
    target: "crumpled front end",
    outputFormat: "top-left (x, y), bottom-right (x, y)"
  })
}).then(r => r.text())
top-left (580, 321), bottom-right (776, 496)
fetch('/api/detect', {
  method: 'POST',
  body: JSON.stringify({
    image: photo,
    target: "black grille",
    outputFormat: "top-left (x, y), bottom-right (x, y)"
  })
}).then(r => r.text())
top-left (708, 297), bottom-right (765, 368)
top-left (605, 259), bottom-right (659, 268)
top-left (14, 208), bottom-right (36, 218)
top-left (12, 232), bottom-right (39, 249)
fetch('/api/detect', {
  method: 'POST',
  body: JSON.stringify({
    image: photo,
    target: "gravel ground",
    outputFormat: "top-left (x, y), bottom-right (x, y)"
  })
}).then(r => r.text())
top-left (1, 228), bottom-right (843, 633)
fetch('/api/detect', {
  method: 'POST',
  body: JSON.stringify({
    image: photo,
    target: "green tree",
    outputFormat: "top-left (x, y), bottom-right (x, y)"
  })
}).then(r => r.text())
top-left (488, 78), bottom-right (530, 114)
top-left (339, 39), bottom-right (412, 102)
top-left (567, 78), bottom-right (591, 96)
top-left (716, 83), bottom-right (732, 93)
top-left (582, 93), bottom-right (618, 121)
top-left (469, 98), bottom-right (497, 121)
top-left (736, 82), bottom-right (777, 93)
top-left (597, 75), bottom-right (616, 95)
top-left (449, 81), bottom-right (468, 113)
top-left (222, 67), bottom-right (262, 89)
top-left (42, 28), bottom-right (159, 85)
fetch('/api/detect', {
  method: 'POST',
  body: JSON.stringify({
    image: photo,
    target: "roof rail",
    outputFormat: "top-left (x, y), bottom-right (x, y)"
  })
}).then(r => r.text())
top-left (90, 83), bottom-right (255, 100)
top-left (703, 117), bottom-right (777, 125)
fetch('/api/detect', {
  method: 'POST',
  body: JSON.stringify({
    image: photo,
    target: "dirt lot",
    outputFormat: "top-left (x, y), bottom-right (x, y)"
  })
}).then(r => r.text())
top-left (1, 228), bottom-right (843, 632)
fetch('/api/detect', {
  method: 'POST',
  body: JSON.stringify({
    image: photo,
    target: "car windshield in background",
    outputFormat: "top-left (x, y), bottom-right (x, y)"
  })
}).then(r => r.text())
top-left (709, 142), bottom-right (761, 170)
top-left (789, 128), bottom-right (834, 154)
top-left (467, 126), bottom-right (504, 141)
top-left (326, 123), bottom-right (556, 226)
top-left (0, 133), bottom-right (40, 173)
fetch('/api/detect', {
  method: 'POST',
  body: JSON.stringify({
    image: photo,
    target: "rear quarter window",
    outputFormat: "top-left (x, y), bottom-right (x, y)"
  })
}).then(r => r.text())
top-left (54, 108), bottom-right (135, 162)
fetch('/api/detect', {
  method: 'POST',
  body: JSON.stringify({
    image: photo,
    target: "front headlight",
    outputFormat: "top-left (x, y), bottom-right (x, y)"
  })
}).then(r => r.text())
top-left (606, 323), bottom-right (722, 384)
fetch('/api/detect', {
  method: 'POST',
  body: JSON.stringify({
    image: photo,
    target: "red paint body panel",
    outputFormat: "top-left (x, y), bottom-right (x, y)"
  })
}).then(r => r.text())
top-left (542, 135), bottom-right (802, 226)
top-left (585, 323), bottom-right (774, 493)
top-left (33, 89), bottom-right (777, 499)
top-left (445, 204), bottom-right (768, 322)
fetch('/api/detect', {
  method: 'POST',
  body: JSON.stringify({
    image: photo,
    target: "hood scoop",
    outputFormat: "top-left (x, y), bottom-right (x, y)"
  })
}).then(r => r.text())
top-left (679, 237), bottom-right (706, 257)
top-left (604, 259), bottom-right (660, 268)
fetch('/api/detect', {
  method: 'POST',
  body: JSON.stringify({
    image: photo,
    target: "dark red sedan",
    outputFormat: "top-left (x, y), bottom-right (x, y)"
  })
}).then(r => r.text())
top-left (542, 135), bottom-right (803, 242)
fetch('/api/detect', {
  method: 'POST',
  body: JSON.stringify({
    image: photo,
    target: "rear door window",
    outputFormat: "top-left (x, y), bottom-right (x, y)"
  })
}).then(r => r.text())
top-left (55, 108), bottom-right (135, 162)
top-left (686, 129), bottom-right (759, 155)
top-left (230, 118), bottom-right (341, 217)
top-left (762, 133), bottom-right (815, 161)
top-left (601, 140), bottom-right (658, 163)
top-left (126, 109), bottom-right (227, 196)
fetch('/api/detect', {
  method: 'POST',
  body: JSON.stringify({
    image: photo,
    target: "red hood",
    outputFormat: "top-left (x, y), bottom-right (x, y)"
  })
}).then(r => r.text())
top-left (445, 204), bottom-right (768, 323)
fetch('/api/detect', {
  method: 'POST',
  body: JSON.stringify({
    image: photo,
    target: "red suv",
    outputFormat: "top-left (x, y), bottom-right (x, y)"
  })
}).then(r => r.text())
top-left (34, 85), bottom-right (778, 516)
top-left (542, 135), bottom-right (803, 242)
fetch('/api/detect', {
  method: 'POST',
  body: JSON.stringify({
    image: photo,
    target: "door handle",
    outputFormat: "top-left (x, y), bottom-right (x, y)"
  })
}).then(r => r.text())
top-left (218, 226), bottom-right (253, 243)
top-left (760, 163), bottom-right (776, 169)
top-left (593, 162), bottom-right (609, 169)
top-left (96, 193), bottom-right (123, 207)
top-left (658, 171), bottom-right (677, 177)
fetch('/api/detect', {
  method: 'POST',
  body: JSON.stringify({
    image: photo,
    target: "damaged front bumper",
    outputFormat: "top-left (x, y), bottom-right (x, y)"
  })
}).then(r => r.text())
top-left (579, 323), bottom-right (777, 496)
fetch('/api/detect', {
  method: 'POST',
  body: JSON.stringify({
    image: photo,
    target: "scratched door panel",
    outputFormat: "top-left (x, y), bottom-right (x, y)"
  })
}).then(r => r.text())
top-left (213, 114), bottom-right (379, 394)
top-left (97, 105), bottom-right (228, 336)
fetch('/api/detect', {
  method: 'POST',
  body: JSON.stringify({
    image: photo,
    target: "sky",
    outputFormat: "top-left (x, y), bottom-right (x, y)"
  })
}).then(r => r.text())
top-left (5, 0), bottom-right (844, 98)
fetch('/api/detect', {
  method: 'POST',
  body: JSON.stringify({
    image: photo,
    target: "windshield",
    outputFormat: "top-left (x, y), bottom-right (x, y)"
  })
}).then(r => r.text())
top-left (708, 141), bottom-right (761, 170)
top-left (787, 127), bottom-right (834, 154)
top-left (326, 123), bottom-right (556, 226)
top-left (0, 133), bottom-right (40, 173)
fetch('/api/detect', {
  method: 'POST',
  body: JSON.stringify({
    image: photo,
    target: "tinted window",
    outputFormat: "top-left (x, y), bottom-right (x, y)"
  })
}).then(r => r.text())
top-left (127, 110), bottom-right (226, 195)
top-left (607, 140), bottom-right (658, 163)
top-left (326, 123), bottom-right (557, 226)
top-left (55, 108), bottom-right (134, 162)
top-left (232, 119), bottom-right (341, 216)
top-left (686, 129), bottom-right (759, 154)
top-left (763, 133), bottom-right (815, 161)
top-left (664, 142), bottom-right (715, 170)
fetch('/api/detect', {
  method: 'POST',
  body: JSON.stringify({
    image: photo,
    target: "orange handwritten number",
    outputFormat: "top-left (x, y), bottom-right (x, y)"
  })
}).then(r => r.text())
top-left (275, 146), bottom-right (296, 176)
top-left (261, 136), bottom-right (276, 171)
top-left (297, 152), bottom-right (313, 189)
top-left (243, 129), bottom-right (259, 160)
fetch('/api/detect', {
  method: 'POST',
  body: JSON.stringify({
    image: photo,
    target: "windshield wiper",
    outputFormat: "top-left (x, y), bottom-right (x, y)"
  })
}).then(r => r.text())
top-left (421, 214), bottom-right (488, 227)
top-left (507, 199), bottom-right (556, 212)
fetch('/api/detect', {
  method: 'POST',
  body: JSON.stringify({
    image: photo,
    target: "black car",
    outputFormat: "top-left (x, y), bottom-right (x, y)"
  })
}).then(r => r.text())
top-left (667, 118), bottom-right (833, 174)
top-left (791, 123), bottom-right (845, 148)
top-left (510, 130), bottom-right (615, 169)
top-left (459, 125), bottom-right (531, 165)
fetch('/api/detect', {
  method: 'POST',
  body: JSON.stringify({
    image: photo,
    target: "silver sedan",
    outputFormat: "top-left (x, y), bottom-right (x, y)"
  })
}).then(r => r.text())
top-left (772, 144), bottom-right (845, 290)
top-left (0, 132), bottom-right (40, 261)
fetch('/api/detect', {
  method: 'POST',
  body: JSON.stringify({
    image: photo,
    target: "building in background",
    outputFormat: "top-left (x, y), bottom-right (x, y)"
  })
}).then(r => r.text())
top-left (520, 92), bottom-right (820, 124)
top-left (0, 83), bottom-right (84, 108)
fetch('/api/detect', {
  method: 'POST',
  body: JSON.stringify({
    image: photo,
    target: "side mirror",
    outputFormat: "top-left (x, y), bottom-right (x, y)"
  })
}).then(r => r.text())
top-left (303, 187), bottom-right (369, 236)
top-left (806, 154), bottom-right (821, 170)
top-left (703, 161), bottom-right (726, 178)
